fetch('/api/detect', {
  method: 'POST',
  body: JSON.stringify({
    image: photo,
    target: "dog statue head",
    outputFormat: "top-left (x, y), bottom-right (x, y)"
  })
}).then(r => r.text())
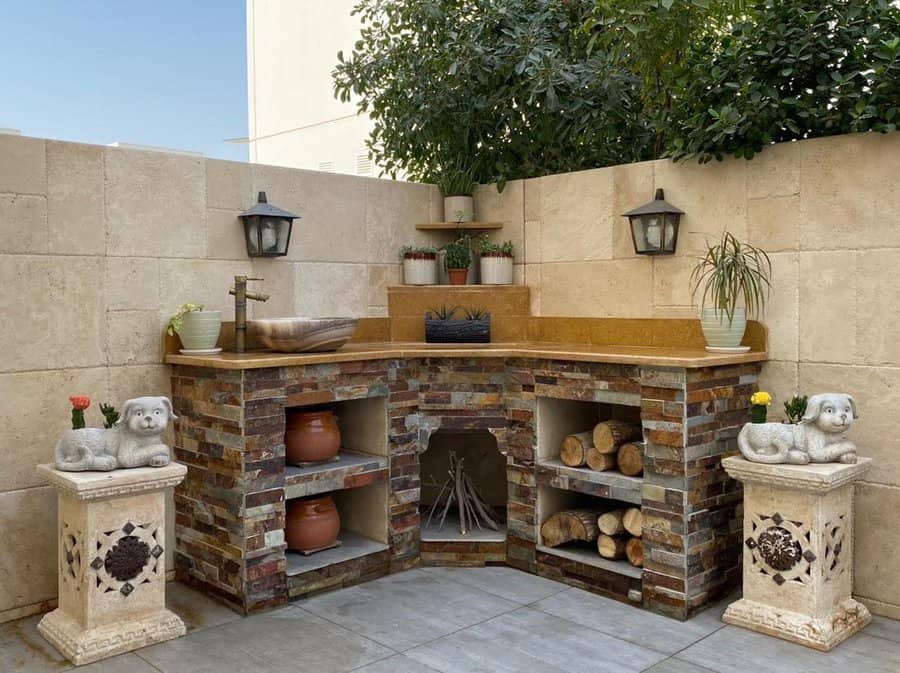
top-left (120, 396), bottom-right (177, 436)
top-left (801, 393), bottom-right (857, 433)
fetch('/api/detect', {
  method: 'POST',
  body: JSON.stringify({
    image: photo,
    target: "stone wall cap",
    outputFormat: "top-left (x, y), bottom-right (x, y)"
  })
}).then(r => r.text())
top-left (722, 455), bottom-right (871, 491)
top-left (36, 462), bottom-right (187, 500)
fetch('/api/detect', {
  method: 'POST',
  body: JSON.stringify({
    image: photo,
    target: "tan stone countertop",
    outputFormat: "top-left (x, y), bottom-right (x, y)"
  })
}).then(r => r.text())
top-left (164, 341), bottom-right (767, 370)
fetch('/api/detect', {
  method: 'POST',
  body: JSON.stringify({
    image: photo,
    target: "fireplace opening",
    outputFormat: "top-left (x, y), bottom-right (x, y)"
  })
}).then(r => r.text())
top-left (419, 430), bottom-right (507, 542)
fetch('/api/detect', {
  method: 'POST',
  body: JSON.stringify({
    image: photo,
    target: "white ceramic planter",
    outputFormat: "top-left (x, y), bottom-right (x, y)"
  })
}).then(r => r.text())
top-left (443, 195), bottom-right (474, 223)
top-left (178, 310), bottom-right (222, 351)
top-left (699, 307), bottom-right (747, 349)
top-left (403, 256), bottom-right (438, 285)
top-left (480, 255), bottom-right (514, 285)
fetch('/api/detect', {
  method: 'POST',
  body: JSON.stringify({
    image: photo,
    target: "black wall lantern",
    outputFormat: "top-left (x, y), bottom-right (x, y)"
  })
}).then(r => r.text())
top-left (623, 188), bottom-right (684, 255)
top-left (239, 192), bottom-right (298, 257)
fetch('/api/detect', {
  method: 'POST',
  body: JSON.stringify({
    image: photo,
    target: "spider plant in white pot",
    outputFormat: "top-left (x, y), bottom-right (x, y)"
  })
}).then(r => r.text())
top-left (690, 232), bottom-right (771, 352)
top-left (437, 159), bottom-right (477, 223)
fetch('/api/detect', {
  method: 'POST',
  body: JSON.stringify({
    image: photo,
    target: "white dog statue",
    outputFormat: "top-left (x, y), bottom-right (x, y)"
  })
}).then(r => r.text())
top-left (737, 393), bottom-right (858, 465)
top-left (55, 396), bottom-right (177, 471)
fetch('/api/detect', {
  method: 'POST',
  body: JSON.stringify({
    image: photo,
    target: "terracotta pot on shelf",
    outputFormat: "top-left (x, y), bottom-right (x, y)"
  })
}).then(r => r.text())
top-left (286, 495), bottom-right (341, 552)
top-left (447, 268), bottom-right (468, 285)
top-left (285, 407), bottom-right (341, 464)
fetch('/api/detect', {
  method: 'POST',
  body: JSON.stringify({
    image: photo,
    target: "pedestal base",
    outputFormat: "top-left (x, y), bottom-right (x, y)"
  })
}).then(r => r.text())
top-left (723, 597), bottom-right (870, 652)
top-left (38, 607), bottom-right (185, 666)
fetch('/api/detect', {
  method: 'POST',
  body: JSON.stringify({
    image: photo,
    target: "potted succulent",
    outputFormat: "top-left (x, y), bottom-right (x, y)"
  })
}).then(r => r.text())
top-left (437, 159), bottom-right (477, 223)
top-left (690, 232), bottom-right (771, 352)
top-left (167, 302), bottom-right (222, 353)
top-left (401, 245), bottom-right (438, 285)
top-left (478, 236), bottom-right (514, 285)
top-left (425, 305), bottom-right (491, 343)
top-left (443, 236), bottom-right (472, 285)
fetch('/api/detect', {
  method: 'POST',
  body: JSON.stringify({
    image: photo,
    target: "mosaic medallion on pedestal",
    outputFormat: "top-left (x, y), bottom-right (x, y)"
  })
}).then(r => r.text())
top-left (90, 520), bottom-right (164, 597)
top-left (745, 512), bottom-right (816, 586)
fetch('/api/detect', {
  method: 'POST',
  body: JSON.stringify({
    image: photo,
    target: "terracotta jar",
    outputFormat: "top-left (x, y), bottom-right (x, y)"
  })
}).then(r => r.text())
top-left (285, 407), bottom-right (340, 464)
top-left (286, 495), bottom-right (341, 552)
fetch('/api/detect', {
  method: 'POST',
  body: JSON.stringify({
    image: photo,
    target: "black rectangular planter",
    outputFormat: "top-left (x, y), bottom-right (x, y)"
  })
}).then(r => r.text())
top-left (425, 318), bottom-right (491, 343)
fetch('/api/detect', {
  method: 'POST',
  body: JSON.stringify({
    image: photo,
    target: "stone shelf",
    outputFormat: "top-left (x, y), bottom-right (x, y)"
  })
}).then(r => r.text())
top-left (415, 221), bottom-right (503, 230)
top-left (420, 508), bottom-right (507, 543)
top-left (285, 531), bottom-right (389, 576)
top-left (536, 544), bottom-right (643, 580)
top-left (284, 451), bottom-right (389, 500)
top-left (536, 459), bottom-right (642, 505)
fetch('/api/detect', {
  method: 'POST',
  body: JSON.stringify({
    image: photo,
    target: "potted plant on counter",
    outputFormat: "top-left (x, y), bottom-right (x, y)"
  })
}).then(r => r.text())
top-left (690, 232), bottom-right (771, 352)
top-left (443, 236), bottom-right (472, 285)
top-left (167, 302), bottom-right (222, 354)
top-left (437, 159), bottom-right (477, 223)
top-left (401, 245), bottom-right (438, 285)
top-left (478, 236), bottom-right (514, 285)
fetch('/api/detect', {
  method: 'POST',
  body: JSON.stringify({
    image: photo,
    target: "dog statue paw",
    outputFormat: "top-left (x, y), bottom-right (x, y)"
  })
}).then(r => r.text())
top-left (737, 393), bottom-right (858, 464)
top-left (55, 396), bottom-right (177, 471)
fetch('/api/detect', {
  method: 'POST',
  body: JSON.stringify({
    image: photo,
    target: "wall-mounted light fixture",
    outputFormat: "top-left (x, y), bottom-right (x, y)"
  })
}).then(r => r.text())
top-left (239, 192), bottom-right (299, 257)
top-left (622, 188), bottom-right (684, 255)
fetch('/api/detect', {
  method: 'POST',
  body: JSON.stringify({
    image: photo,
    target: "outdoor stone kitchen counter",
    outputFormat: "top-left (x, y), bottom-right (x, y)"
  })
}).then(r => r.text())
top-left (164, 341), bottom-right (767, 369)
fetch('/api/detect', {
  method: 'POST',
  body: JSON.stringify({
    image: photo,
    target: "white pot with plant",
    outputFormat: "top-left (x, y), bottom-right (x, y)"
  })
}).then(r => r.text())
top-left (437, 159), bottom-right (477, 223)
top-left (690, 232), bottom-right (771, 352)
top-left (478, 236), bottom-right (514, 285)
top-left (167, 303), bottom-right (222, 354)
top-left (401, 245), bottom-right (438, 285)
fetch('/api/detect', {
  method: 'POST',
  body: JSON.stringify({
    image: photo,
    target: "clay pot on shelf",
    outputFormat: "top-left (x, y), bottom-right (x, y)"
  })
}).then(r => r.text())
top-left (285, 495), bottom-right (341, 552)
top-left (285, 407), bottom-right (341, 464)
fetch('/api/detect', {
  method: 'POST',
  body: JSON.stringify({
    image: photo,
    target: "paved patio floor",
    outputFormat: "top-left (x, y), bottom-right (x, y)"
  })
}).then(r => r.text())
top-left (4, 567), bottom-right (900, 673)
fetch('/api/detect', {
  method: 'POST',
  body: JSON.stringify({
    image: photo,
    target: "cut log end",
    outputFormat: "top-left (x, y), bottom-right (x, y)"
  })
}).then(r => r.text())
top-left (617, 442), bottom-right (644, 477)
top-left (625, 537), bottom-right (644, 567)
top-left (540, 509), bottom-right (600, 548)
top-left (592, 420), bottom-right (641, 454)
top-left (585, 447), bottom-right (617, 472)
top-left (623, 507), bottom-right (642, 538)
top-left (597, 534), bottom-right (627, 560)
top-left (597, 509), bottom-right (626, 536)
top-left (560, 431), bottom-right (595, 467)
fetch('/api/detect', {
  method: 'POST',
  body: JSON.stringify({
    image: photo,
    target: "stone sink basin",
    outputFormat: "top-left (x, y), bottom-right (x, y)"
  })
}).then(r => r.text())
top-left (254, 317), bottom-right (358, 353)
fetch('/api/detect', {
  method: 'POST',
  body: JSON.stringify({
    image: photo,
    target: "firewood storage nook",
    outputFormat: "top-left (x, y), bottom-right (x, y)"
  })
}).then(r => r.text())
top-left (167, 337), bottom-right (764, 621)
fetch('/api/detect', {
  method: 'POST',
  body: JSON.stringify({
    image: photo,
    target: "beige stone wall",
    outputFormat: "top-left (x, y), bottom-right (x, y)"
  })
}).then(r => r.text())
top-left (475, 131), bottom-right (900, 618)
top-left (0, 134), bottom-right (440, 621)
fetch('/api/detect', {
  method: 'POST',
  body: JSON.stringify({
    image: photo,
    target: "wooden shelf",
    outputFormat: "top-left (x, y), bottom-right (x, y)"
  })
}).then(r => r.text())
top-left (537, 544), bottom-right (643, 580)
top-left (536, 459), bottom-right (643, 505)
top-left (284, 451), bottom-right (388, 499)
top-left (415, 221), bottom-right (503, 230)
top-left (285, 531), bottom-right (389, 576)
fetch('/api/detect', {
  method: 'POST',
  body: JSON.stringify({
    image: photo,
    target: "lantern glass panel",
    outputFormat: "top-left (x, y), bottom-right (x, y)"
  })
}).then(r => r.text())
top-left (246, 218), bottom-right (260, 256)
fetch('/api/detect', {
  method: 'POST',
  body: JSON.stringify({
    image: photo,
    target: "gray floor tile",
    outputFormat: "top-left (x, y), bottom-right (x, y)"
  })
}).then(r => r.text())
top-left (865, 615), bottom-right (900, 644)
top-left (165, 581), bottom-right (242, 633)
top-left (676, 625), bottom-right (900, 673)
top-left (420, 566), bottom-right (567, 605)
top-left (406, 606), bottom-right (666, 673)
top-left (534, 587), bottom-right (723, 655)
top-left (0, 614), bottom-right (69, 673)
top-left (297, 569), bottom-right (518, 651)
top-left (68, 653), bottom-right (160, 673)
top-left (641, 659), bottom-right (719, 673)
top-left (352, 654), bottom-right (442, 673)
top-left (137, 605), bottom-right (393, 673)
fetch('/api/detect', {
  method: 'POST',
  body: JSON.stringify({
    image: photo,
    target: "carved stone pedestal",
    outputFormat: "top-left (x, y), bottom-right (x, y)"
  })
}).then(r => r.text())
top-left (722, 456), bottom-right (872, 651)
top-left (36, 463), bottom-right (187, 665)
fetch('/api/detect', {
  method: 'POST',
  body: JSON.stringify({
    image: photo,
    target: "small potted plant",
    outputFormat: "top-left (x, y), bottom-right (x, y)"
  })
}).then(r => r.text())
top-left (443, 236), bottom-right (472, 285)
top-left (401, 245), bottom-right (438, 285)
top-left (425, 305), bottom-right (491, 343)
top-left (690, 232), bottom-right (771, 352)
top-left (167, 302), bottom-right (222, 353)
top-left (437, 159), bottom-right (477, 223)
top-left (478, 236), bottom-right (514, 285)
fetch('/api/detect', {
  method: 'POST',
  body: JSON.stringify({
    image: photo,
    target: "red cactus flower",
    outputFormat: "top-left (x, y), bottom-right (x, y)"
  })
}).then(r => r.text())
top-left (69, 395), bottom-right (91, 411)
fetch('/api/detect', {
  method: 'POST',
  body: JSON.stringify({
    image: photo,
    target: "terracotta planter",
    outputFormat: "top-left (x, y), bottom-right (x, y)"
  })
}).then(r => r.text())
top-left (447, 268), bottom-right (468, 285)
top-left (285, 407), bottom-right (341, 464)
top-left (285, 495), bottom-right (341, 552)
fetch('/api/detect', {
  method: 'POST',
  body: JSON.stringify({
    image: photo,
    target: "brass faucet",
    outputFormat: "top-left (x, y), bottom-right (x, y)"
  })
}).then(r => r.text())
top-left (229, 276), bottom-right (269, 353)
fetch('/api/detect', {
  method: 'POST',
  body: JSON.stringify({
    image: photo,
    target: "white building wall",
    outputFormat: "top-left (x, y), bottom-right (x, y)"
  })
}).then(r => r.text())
top-left (247, 0), bottom-right (379, 176)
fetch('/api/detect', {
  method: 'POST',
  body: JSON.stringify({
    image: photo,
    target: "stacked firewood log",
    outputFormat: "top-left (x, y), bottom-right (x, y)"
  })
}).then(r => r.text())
top-left (540, 506), bottom-right (643, 567)
top-left (559, 420), bottom-right (643, 477)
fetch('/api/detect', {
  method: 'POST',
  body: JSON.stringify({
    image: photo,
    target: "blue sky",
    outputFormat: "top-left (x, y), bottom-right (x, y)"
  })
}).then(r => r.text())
top-left (0, 2), bottom-right (248, 160)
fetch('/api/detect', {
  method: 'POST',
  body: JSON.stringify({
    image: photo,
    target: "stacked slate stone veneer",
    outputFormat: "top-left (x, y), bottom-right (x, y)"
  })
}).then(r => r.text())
top-left (171, 357), bottom-right (759, 620)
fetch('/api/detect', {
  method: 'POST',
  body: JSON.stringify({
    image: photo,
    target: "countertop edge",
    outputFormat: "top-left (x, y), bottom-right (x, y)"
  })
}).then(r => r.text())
top-left (164, 342), bottom-right (768, 370)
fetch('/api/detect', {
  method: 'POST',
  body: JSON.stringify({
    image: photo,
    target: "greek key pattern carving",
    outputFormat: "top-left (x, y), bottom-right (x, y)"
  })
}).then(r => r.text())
top-left (745, 512), bottom-right (815, 586)
top-left (724, 598), bottom-right (870, 649)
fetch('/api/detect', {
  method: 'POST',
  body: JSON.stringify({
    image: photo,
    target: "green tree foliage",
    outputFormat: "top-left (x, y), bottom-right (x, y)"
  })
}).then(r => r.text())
top-left (669, 0), bottom-right (900, 162)
top-left (333, 0), bottom-right (900, 184)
